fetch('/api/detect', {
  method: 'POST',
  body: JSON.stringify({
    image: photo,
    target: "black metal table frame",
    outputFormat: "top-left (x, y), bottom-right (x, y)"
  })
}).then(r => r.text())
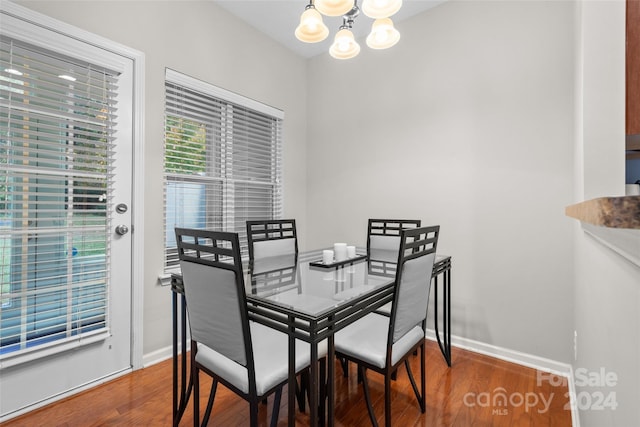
top-left (171, 255), bottom-right (452, 426)
top-left (433, 256), bottom-right (452, 366)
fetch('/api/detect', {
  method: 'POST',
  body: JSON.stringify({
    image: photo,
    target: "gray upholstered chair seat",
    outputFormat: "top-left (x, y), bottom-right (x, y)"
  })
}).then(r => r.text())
top-left (335, 313), bottom-right (424, 369)
top-left (196, 322), bottom-right (327, 395)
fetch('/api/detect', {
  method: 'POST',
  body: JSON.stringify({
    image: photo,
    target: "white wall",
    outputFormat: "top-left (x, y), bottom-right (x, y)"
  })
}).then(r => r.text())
top-left (306, 0), bottom-right (575, 363)
top-left (16, 0), bottom-right (309, 358)
top-left (574, 1), bottom-right (640, 425)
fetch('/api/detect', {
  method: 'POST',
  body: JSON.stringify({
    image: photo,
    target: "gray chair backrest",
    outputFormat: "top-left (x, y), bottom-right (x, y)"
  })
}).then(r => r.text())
top-left (175, 228), bottom-right (250, 367)
top-left (367, 219), bottom-right (421, 261)
top-left (390, 225), bottom-right (440, 344)
top-left (253, 238), bottom-right (297, 259)
top-left (180, 261), bottom-right (247, 365)
top-left (246, 219), bottom-right (298, 262)
top-left (369, 235), bottom-right (401, 252)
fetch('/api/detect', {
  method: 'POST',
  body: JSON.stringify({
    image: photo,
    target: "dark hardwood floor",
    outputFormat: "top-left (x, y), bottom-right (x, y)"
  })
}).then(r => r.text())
top-left (1, 340), bottom-right (572, 426)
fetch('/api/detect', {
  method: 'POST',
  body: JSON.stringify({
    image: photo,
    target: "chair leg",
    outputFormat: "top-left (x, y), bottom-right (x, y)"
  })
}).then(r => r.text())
top-left (320, 357), bottom-right (327, 427)
top-left (193, 367), bottom-right (200, 427)
top-left (296, 371), bottom-right (307, 412)
top-left (359, 365), bottom-right (378, 427)
top-left (249, 400), bottom-right (259, 427)
top-left (384, 372), bottom-right (392, 427)
top-left (404, 359), bottom-right (422, 409)
top-left (404, 344), bottom-right (426, 413)
top-left (270, 387), bottom-right (283, 427)
top-left (340, 357), bottom-right (349, 378)
top-left (420, 343), bottom-right (426, 412)
top-left (201, 380), bottom-right (218, 426)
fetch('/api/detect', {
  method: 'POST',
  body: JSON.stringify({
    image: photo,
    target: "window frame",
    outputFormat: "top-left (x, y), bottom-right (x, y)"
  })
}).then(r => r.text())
top-left (162, 69), bottom-right (284, 278)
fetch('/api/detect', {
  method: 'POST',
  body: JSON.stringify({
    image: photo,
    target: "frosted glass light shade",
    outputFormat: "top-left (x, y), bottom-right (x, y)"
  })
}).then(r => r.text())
top-left (315, 0), bottom-right (355, 17)
top-left (362, 0), bottom-right (402, 19)
top-left (295, 7), bottom-right (329, 43)
top-left (366, 18), bottom-right (400, 49)
top-left (329, 28), bottom-right (361, 59)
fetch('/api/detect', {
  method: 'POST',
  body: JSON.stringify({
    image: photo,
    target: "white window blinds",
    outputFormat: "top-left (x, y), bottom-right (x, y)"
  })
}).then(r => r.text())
top-left (163, 70), bottom-right (283, 270)
top-left (0, 37), bottom-right (117, 355)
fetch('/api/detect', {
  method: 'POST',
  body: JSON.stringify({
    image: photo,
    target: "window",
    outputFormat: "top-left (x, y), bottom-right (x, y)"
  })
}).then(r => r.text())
top-left (0, 36), bottom-right (118, 354)
top-left (163, 70), bottom-right (283, 271)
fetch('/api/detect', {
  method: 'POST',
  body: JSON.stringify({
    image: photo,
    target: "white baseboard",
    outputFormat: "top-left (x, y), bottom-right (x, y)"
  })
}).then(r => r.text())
top-left (424, 329), bottom-right (572, 375)
top-left (142, 346), bottom-right (172, 368)
top-left (142, 342), bottom-right (189, 368)
top-left (424, 329), bottom-right (579, 427)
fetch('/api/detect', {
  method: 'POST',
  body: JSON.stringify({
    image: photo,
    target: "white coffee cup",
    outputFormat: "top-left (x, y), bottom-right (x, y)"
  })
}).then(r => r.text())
top-left (323, 249), bottom-right (334, 264)
top-left (334, 243), bottom-right (347, 262)
top-left (346, 245), bottom-right (356, 258)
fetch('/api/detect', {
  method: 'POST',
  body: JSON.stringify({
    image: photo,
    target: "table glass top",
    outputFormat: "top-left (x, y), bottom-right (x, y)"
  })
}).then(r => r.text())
top-left (245, 252), bottom-right (395, 317)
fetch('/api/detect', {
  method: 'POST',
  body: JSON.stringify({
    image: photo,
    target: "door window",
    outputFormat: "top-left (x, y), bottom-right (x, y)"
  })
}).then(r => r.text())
top-left (0, 37), bottom-right (118, 356)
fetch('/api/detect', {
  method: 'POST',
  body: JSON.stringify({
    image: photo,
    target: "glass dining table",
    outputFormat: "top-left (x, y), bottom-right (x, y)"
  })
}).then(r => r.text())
top-left (170, 250), bottom-right (452, 427)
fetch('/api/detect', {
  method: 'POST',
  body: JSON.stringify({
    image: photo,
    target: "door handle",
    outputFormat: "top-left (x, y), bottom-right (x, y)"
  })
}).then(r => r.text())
top-left (115, 225), bottom-right (129, 236)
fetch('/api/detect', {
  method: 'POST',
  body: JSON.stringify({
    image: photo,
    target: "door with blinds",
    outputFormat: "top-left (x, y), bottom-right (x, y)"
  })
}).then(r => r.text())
top-left (0, 11), bottom-right (134, 419)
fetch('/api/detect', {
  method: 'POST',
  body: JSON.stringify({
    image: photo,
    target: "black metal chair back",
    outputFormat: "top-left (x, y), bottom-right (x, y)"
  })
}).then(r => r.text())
top-left (367, 219), bottom-right (421, 262)
top-left (175, 228), bottom-right (255, 376)
top-left (246, 219), bottom-right (298, 262)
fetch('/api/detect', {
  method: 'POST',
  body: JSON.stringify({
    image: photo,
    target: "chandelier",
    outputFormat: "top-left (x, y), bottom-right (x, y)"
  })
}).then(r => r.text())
top-left (295, 0), bottom-right (402, 59)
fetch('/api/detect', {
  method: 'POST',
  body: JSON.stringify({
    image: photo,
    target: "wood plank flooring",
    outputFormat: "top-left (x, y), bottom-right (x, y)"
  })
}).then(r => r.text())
top-left (1, 340), bottom-right (572, 426)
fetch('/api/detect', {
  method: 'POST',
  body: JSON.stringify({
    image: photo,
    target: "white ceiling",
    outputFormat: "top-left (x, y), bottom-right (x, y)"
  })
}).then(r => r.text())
top-left (213, 0), bottom-right (445, 58)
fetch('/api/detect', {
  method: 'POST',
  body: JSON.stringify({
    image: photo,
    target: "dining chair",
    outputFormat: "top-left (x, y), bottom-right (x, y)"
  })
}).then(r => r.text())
top-left (246, 219), bottom-right (298, 263)
top-left (175, 227), bottom-right (316, 427)
top-left (335, 225), bottom-right (440, 427)
top-left (336, 219), bottom-right (423, 379)
top-left (246, 219), bottom-right (320, 413)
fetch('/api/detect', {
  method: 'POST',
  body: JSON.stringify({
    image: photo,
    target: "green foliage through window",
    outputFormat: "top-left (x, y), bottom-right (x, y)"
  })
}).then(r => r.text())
top-left (165, 116), bottom-right (206, 175)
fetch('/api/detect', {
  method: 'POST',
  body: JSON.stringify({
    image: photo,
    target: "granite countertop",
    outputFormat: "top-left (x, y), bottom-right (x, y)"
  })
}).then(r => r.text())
top-left (565, 196), bottom-right (640, 229)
